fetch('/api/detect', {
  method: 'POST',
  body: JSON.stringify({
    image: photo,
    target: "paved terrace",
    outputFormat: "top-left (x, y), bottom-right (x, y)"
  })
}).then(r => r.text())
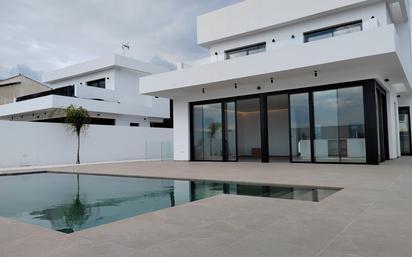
top-left (1, 158), bottom-right (412, 257)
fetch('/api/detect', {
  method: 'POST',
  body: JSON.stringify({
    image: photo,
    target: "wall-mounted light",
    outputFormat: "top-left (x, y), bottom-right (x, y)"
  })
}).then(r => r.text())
top-left (270, 78), bottom-right (274, 84)
top-left (291, 35), bottom-right (295, 39)
top-left (384, 78), bottom-right (390, 82)
top-left (106, 77), bottom-right (110, 80)
top-left (214, 52), bottom-right (218, 56)
top-left (371, 16), bottom-right (375, 19)
top-left (97, 113), bottom-right (101, 117)
top-left (202, 88), bottom-right (205, 94)
top-left (257, 86), bottom-right (261, 90)
top-left (314, 70), bottom-right (318, 78)
top-left (272, 39), bottom-right (276, 43)
top-left (397, 95), bottom-right (401, 98)
top-left (154, 96), bottom-right (159, 98)
top-left (234, 83), bottom-right (238, 89)
top-left (80, 82), bottom-right (83, 85)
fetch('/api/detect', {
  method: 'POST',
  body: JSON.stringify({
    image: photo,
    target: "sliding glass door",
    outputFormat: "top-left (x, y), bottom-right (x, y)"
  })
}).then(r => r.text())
top-left (191, 80), bottom-right (382, 164)
top-left (289, 93), bottom-right (312, 162)
top-left (399, 107), bottom-right (412, 155)
top-left (224, 101), bottom-right (237, 161)
top-left (312, 87), bottom-right (366, 163)
top-left (192, 103), bottom-right (223, 161)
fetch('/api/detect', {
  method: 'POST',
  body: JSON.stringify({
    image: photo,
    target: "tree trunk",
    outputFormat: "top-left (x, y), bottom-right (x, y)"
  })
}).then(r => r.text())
top-left (76, 132), bottom-right (80, 164)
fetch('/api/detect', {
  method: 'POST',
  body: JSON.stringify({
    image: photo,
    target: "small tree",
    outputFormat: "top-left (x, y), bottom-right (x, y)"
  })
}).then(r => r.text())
top-left (64, 105), bottom-right (90, 164)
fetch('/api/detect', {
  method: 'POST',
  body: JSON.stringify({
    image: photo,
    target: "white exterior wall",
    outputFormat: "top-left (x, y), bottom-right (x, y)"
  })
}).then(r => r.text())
top-left (0, 121), bottom-right (173, 168)
top-left (208, 2), bottom-right (389, 60)
top-left (387, 90), bottom-right (402, 158)
top-left (197, 0), bottom-right (377, 45)
top-left (141, 0), bottom-right (412, 162)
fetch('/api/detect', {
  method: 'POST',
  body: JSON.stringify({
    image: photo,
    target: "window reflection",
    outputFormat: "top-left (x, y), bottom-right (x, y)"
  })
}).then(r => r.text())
top-left (192, 103), bottom-right (223, 161)
top-left (290, 93), bottom-right (311, 162)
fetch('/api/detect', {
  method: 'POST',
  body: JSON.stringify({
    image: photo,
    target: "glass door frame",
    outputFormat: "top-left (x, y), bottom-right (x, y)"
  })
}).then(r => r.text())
top-left (190, 79), bottom-right (386, 165)
top-left (399, 106), bottom-right (412, 156)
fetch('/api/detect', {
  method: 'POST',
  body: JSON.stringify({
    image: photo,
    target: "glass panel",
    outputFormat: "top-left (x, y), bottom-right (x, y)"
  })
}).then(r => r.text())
top-left (290, 93), bottom-right (311, 162)
top-left (226, 43), bottom-right (266, 59)
top-left (203, 103), bottom-right (223, 160)
top-left (226, 50), bottom-right (247, 59)
top-left (306, 30), bottom-right (333, 42)
top-left (193, 105), bottom-right (204, 160)
top-left (225, 102), bottom-right (237, 161)
top-left (338, 87), bottom-right (366, 163)
top-left (267, 95), bottom-right (289, 162)
top-left (313, 90), bottom-right (339, 162)
top-left (247, 44), bottom-right (266, 55)
top-left (237, 98), bottom-right (261, 162)
top-left (333, 23), bottom-right (362, 36)
top-left (399, 109), bottom-right (411, 155)
top-left (305, 21), bottom-right (362, 43)
top-left (376, 91), bottom-right (386, 162)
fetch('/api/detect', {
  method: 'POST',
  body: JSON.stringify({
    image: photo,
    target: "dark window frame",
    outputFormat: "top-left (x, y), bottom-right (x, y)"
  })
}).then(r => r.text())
top-left (399, 106), bottom-right (412, 155)
top-left (225, 42), bottom-right (266, 60)
top-left (304, 20), bottom-right (363, 43)
top-left (189, 79), bottom-right (387, 165)
top-left (86, 78), bottom-right (106, 89)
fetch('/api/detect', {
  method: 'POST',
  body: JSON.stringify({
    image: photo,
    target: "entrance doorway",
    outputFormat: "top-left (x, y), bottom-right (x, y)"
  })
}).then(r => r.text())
top-left (399, 107), bottom-right (412, 155)
top-left (236, 98), bottom-right (261, 162)
top-left (267, 94), bottom-right (290, 162)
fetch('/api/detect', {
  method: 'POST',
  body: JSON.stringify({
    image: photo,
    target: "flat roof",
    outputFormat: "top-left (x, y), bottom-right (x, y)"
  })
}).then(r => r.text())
top-left (42, 54), bottom-right (168, 83)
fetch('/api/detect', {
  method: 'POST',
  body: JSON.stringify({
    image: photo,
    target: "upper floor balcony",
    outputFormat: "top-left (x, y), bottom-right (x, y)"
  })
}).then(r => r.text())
top-left (140, 24), bottom-right (412, 98)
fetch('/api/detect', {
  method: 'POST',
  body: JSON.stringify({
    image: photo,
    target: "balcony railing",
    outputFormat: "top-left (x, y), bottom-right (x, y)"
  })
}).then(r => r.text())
top-left (16, 85), bottom-right (75, 102)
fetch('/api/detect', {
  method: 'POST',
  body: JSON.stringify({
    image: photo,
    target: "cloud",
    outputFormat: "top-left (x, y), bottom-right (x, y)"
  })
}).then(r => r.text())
top-left (8, 64), bottom-right (42, 81)
top-left (150, 56), bottom-right (177, 71)
top-left (0, 0), bottom-right (241, 80)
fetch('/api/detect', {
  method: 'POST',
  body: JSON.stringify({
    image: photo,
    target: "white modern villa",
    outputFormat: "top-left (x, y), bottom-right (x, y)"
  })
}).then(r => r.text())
top-left (140, 0), bottom-right (412, 165)
top-left (0, 54), bottom-right (172, 127)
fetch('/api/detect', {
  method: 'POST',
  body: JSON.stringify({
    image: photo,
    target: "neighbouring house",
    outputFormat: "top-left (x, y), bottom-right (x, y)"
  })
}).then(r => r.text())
top-left (140, 0), bottom-right (412, 164)
top-left (0, 54), bottom-right (172, 127)
top-left (0, 74), bottom-right (50, 105)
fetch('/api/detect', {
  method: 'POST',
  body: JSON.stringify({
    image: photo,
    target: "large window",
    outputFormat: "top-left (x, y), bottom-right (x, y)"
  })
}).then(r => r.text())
top-left (290, 93), bottom-right (312, 162)
top-left (225, 43), bottom-right (266, 60)
top-left (192, 103), bottom-right (223, 161)
top-left (87, 78), bottom-right (106, 89)
top-left (399, 107), bottom-right (411, 155)
top-left (313, 87), bottom-right (366, 163)
top-left (304, 21), bottom-right (362, 43)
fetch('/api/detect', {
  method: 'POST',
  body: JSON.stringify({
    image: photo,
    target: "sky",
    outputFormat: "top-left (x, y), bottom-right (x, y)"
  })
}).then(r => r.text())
top-left (0, 0), bottom-right (241, 81)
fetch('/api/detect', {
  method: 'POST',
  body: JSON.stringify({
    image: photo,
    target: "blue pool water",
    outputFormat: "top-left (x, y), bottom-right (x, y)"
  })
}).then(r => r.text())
top-left (0, 172), bottom-right (338, 233)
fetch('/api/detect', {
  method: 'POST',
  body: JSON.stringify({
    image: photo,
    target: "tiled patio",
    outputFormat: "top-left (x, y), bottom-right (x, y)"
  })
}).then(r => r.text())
top-left (1, 158), bottom-right (412, 257)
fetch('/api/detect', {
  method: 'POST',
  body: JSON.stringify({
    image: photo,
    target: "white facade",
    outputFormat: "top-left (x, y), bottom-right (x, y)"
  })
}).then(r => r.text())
top-left (140, 0), bottom-right (412, 164)
top-left (0, 120), bottom-right (173, 168)
top-left (0, 54), bottom-right (171, 127)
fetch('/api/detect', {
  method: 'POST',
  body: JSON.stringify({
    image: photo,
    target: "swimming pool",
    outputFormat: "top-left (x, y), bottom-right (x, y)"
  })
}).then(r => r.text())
top-left (0, 172), bottom-right (339, 233)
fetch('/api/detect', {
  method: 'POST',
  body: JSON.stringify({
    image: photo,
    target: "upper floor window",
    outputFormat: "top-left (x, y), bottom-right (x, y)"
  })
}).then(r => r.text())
top-left (225, 43), bottom-right (266, 60)
top-left (304, 20), bottom-right (362, 43)
top-left (86, 78), bottom-right (105, 89)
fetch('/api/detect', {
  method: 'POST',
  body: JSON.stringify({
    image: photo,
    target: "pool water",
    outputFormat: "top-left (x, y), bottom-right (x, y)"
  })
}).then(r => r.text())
top-left (0, 173), bottom-right (338, 233)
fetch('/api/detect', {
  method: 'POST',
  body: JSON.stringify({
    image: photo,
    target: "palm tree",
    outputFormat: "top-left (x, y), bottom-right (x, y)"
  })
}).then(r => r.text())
top-left (64, 105), bottom-right (90, 164)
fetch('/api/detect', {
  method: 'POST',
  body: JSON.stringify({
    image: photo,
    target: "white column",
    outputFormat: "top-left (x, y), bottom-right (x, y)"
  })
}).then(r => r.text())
top-left (173, 98), bottom-right (190, 160)
top-left (386, 91), bottom-right (400, 159)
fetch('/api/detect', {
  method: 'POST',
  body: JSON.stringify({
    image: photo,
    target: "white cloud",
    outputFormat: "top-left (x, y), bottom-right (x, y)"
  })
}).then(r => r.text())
top-left (0, 0), bottom-right (241, 80)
